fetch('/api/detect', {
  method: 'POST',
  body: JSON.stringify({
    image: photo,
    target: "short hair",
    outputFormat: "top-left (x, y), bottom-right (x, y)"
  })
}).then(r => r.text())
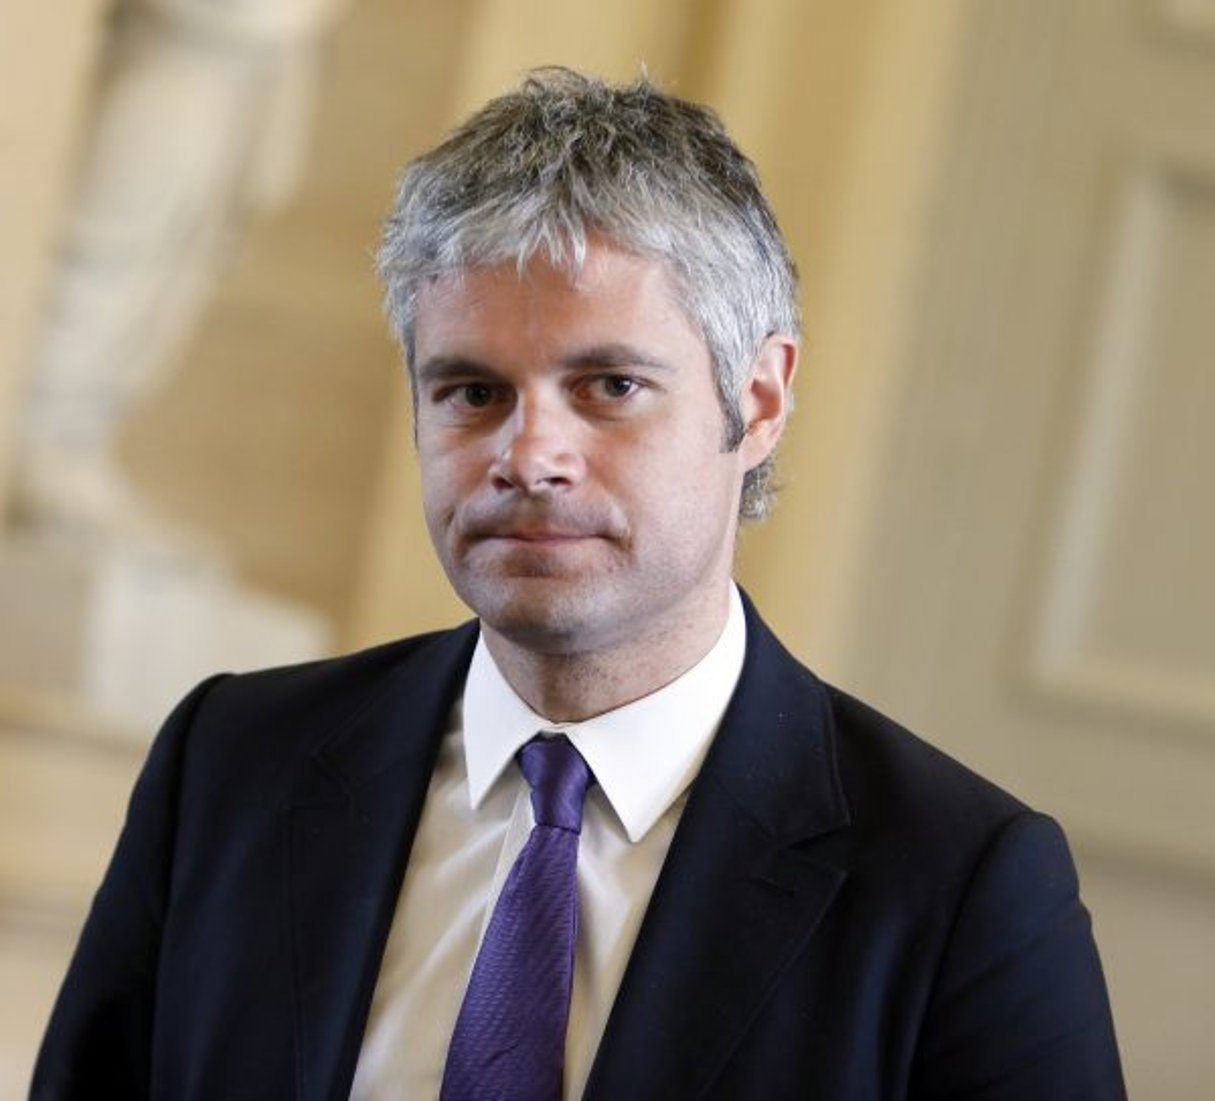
top-left (378, 67), bottom-right (800, 520)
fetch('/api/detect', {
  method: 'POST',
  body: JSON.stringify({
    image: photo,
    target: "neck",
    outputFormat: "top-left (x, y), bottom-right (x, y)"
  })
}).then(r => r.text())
top-left (482, 587), bottom-right (733, 722)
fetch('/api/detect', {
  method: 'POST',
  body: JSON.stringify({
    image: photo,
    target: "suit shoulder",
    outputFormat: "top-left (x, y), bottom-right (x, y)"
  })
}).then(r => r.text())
top-left (817, 680), bottom-right (1037, 877)
top-left (157, 621), bottom-right (479, 802)
top-left (735, 594), bottom-right (1031, 847)
top-left (197, 621), bottom-right (474, 719)
top-left (824, 683), bottom-right (1027, 817)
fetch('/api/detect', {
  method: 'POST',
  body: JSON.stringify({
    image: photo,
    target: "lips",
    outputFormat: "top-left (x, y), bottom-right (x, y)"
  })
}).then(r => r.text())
top-left (457, 501), bottom-right (625, 548)
top-left (460, 524), bottom-right (608, 579)
top-left (475, 529), bottom-right (596, 542)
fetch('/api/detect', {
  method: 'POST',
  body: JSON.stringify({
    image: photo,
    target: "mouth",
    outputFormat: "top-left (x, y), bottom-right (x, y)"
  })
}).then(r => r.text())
top-left (454, 503), bottom-right (626, 556)
top-left (458, 529), bottom-right (606, 580)
top-left (478, 529), bottom-right (596, 542)
top-left (469, 530), bottom-right (604, 554)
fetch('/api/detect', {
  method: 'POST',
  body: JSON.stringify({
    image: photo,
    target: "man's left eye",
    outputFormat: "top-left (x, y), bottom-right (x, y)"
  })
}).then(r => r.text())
top-left (589, 375), bottom-right (639, 399)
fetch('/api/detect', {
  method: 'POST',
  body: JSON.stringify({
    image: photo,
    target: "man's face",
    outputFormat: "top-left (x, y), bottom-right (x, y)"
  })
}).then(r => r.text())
top-left (413, 240), bottom-right (785, 660)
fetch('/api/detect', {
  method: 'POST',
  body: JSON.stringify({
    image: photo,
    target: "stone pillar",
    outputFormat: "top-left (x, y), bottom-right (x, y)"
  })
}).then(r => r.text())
top-left (3, 0), bottom-right (353, 733)
top-left (15, 0), bottom-right (349, 538)
top-left (0, 0), bottom-right (108, 519)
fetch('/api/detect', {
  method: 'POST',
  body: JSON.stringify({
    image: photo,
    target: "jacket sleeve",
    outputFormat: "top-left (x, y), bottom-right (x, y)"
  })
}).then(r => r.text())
top-left (29, 675), bottom-right (228, 1101)
top-left (910, 810), bottom-right (1126, 1099)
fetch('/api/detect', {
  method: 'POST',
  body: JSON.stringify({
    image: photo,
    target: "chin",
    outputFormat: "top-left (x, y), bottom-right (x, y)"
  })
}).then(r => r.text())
top-left (463, 577), bottom-right (614, 654)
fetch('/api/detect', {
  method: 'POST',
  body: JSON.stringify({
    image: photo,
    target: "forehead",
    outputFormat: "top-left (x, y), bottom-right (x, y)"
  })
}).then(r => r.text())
top-left (412, 242), bottom-right (708, 364)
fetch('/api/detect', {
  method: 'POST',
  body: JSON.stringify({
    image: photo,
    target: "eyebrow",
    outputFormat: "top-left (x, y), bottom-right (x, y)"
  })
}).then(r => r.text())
top-left (560, 343), bottom-right (675, 373)
top-left (414, 356), bottom-right (498, 386)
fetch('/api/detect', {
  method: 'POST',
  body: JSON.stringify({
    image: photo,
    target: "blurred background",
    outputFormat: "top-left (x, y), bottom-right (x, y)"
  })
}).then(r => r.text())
top-left (2, 0), bottom-right (1213, 1094)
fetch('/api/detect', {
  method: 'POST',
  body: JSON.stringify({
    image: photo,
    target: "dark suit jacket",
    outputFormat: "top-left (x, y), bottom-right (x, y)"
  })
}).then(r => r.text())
top-left (33, 597), bottom-right (1124, 1099)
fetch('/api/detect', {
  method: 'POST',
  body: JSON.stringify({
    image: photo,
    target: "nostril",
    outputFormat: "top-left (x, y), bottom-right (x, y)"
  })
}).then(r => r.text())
top-left (489, 431), bottom-right (583, 495)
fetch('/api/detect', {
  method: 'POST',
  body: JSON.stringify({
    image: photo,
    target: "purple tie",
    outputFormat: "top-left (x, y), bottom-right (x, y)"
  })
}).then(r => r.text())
top-left (440, 735), bottom-right (593, 1101)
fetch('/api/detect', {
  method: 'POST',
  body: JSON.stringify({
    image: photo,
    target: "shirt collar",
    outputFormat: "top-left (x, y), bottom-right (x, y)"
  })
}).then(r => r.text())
top-left (462, 585), bottom-right (747, 843)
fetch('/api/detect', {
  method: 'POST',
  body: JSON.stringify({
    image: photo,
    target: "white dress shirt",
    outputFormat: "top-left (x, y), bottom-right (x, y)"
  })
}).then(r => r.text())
top-left (351, 585), bottom-right (746, 1100)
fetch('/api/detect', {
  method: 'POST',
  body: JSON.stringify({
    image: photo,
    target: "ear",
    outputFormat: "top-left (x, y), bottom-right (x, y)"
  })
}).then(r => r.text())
top-left (738, 333), bottom-right (798, 470)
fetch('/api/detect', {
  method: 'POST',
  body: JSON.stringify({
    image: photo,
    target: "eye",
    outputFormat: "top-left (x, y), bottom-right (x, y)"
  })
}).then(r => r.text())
top-left (583, 374), bottom-right (641, 400)
top-left (455, 383), bottom-right (497, 408)
top-left (437, 381), bottom-right (503, 411)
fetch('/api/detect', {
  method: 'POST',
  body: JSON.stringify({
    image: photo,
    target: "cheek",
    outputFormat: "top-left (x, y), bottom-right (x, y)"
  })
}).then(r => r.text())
top-left (418, 481), bottom-right (447, 546)
top-left (621, 431), bottom-right (740, 524)
top-left (419, 437), bottom-right (484, 493)
top-left (418, 451), bottom-right (467, 528)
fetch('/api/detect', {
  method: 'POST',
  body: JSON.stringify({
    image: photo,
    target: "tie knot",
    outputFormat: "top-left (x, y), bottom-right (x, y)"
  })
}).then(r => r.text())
top-left (519, 735), bottom-right (592, 832)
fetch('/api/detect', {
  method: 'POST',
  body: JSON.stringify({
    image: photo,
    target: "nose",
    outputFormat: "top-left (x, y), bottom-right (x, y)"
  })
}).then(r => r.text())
top-left (488, 393), bottom-right (585, 495)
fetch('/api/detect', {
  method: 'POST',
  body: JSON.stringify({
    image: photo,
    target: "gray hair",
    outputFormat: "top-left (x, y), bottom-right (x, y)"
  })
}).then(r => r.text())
top-left (378, 67), bottom-right (800, 520)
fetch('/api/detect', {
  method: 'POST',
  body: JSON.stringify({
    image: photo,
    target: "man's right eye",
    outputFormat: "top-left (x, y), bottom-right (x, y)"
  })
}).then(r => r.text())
top-left (460, 384), bottom-right (494, 407)
top-left (443, 383), bottom-right (498, 409)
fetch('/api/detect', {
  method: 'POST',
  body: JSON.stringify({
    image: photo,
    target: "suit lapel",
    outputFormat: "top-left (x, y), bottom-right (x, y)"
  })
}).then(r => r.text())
top-left (287, 623), bottom-right (479, 1101)
top-left (585, 599), bottom-right (850, 1100)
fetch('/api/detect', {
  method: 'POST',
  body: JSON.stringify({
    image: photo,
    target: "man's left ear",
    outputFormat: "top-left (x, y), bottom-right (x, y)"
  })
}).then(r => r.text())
top-left (739, 333), bottom-right (798, 468)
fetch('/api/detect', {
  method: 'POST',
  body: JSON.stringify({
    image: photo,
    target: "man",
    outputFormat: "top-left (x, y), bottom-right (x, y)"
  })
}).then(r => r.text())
top-left (34, 69), bottom-right (1124, 1099)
